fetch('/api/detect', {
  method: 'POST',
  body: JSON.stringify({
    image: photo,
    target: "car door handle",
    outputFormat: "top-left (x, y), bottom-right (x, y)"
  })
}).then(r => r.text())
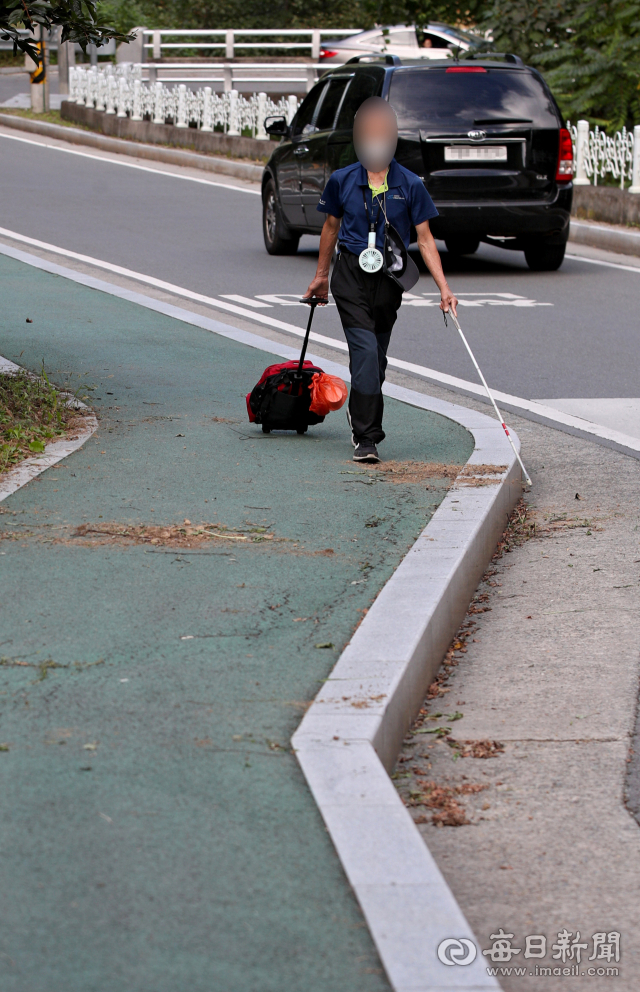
top-left (294, 145), bottom-right (310, 156)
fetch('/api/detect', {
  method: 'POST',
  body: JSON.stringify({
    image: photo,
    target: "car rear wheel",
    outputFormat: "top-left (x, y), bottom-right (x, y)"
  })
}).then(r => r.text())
top-left (263, 179), bottom-right (300, 256)
top-left (524, 241), bottom-right (566, 271)
top-left (444, 237), bottom-right (480, 256)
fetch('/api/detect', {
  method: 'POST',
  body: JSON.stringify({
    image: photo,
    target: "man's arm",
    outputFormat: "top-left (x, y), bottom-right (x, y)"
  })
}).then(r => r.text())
top-left (303, 214), bottom-right (341, 304)
top-left (415, 220), bottom-right (458, 316)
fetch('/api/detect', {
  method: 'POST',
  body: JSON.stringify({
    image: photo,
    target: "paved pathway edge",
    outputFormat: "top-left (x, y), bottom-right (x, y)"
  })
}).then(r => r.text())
top-left (569, 218), bottom-right (640, 258)
top-left (1, 242), bottom-right (520, 991)
top-left (292, 395), bottom-right (519, 992)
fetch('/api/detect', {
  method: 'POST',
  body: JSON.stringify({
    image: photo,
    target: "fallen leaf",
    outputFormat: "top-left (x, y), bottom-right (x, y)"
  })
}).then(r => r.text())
top-left (315, 642), bottom-right (334, 649)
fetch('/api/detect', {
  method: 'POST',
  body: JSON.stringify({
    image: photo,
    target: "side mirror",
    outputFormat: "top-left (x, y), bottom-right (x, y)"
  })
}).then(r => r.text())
top-left (264, 115), bottom-right (290, 137)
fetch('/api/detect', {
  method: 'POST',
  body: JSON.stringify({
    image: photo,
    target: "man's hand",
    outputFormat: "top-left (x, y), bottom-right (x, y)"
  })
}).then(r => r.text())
top-left (303, 274), bottom-right (329, 304)
top-left (439, 287), bottom-right (458, 317)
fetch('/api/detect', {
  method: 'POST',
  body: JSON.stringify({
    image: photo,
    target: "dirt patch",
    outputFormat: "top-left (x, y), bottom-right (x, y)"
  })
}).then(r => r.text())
top-left (459, 463), bottom-right (508, 477)
top-left (360, 461), bottom-right (508, 486)
top-left (72, 520), bottom-right (275, 547)
top-left (370, 460), bottom-right (461, 483)
top-left (406, 779), bottom-right (490, 827)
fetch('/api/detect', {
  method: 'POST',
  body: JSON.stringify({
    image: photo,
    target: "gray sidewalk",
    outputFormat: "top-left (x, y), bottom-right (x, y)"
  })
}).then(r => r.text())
top-left (394, 402), bottom-right (640, 991)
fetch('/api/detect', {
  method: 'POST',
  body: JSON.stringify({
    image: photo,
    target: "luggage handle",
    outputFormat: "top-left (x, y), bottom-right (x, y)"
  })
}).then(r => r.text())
top-left (297, 296), bottom-right (327, 374)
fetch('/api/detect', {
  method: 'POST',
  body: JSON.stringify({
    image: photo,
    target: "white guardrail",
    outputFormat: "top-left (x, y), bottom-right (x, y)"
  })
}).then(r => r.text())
top-left (570, 119), bottom-right (640, 193)
top-left (139, 28), bottom-right (356, 60)
top-left (68, 63), bottom-right (300, 138)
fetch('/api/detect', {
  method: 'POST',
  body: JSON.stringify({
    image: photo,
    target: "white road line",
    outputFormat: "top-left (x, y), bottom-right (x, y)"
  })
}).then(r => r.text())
top-left (535, 397), bottom-right (640, 441)
top-left (566, 252), bottom-right (640, 274)
top-left (0, 129), bottom-right (261, 195)
top-left (1, 233), bottom-right (640, 459)
top-left (221, 294), bottom-right (273, 308)
top-left (0, 225), bottom-right (347, 352)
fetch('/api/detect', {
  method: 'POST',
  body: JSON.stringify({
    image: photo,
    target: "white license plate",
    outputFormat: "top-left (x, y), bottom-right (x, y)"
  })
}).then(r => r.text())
top-left (444, 145), bottom-right (508, 162)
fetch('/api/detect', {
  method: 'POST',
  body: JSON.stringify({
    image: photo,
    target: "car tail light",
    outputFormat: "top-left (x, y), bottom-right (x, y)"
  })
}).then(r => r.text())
top-left (445, 66), bottom-right (487, 72)
top-left (556, 127), bottom-right (573, 181)
top-left (320, 49), bottom-right (338, 59)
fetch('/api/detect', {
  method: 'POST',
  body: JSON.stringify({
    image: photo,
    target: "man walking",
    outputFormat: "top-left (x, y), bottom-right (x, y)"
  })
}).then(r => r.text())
top-left (304, 97), bottom-right (458, 463)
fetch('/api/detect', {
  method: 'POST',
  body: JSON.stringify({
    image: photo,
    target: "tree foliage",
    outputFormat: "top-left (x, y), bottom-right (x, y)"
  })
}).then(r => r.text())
top-left (480, 0), bottom-right (570, 66)
top-left (101, 0), bottom-right (488, 31)
top-left (0, 0), bottom-right (132, 61)
top-left (539, 0), bottom-right (640, 129)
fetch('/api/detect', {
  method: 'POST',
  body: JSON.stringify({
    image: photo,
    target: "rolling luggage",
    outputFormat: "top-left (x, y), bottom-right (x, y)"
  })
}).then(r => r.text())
top-left (246, 297), bottom-right (346, 434)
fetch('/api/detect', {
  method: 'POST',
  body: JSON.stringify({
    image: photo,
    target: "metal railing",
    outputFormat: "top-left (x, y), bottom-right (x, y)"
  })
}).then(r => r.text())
top-left (68, 63), bottom-right (300, 138)
top-left (140, 28), bottom-right (356, 61)
top-left (142, 61), bottom-right (330, 93)
top-left (570, 119), bottom-right (640, 193)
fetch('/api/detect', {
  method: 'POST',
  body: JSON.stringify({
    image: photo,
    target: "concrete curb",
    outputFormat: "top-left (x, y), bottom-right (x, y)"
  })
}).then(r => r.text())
top-left (0, 112), bottom-right (264, 182)
top-left (60, 99), bottom-right (272, 162)
top-left (0, 244), bottom-right (520, 991)
top-left (0, 356), bottom-right (98, 502)
top-left (292, 391), bottom-right (518, 992)
top-left (569, 218), bottom-right (640, 258)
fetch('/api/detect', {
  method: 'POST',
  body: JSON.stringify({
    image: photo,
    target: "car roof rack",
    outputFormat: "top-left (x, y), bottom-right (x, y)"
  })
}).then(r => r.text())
top-left (346, 53), bottom-right (402, 66)
top-left (460, 51), bottom-right (524, 66)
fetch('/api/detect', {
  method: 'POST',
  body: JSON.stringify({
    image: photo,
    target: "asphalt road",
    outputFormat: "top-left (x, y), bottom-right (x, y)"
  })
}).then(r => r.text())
top-left (1, 131), bottom-right (638, 401)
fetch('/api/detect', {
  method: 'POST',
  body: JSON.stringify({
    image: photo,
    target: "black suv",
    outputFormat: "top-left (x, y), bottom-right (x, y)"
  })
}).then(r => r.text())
top-left (261, 55), bottom-right (573, 271)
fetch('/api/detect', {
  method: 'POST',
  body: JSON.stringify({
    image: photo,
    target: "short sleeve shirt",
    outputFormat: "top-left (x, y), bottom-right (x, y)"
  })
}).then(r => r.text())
top-left (317, 159), bottom-right (438, 255)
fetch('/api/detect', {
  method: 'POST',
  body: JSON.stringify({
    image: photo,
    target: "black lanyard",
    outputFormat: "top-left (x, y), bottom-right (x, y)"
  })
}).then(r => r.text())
top-left (361, 186), bottom-right (386, 236)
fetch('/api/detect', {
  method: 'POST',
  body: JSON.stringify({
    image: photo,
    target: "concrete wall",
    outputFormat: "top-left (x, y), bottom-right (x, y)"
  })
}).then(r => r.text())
top-left (572, 185), bottom-right (640, 227)
top-left (60, 100), bottom-right (272, 162)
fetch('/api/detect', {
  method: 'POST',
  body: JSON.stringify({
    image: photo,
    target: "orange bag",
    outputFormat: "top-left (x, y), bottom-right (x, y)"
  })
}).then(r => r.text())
top-left (308, 372), bottom-right (348, 416)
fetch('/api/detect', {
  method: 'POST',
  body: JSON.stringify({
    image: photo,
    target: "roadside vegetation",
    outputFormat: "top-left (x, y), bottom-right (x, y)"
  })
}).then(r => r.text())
top-left (96, 0), bottom-right (640, 130)
top-left (0, 369), bottom-right (78, 475)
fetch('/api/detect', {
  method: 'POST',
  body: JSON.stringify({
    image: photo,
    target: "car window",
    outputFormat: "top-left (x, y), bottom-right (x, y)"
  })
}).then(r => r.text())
top-left (420, 32), bottom-right (452, 50)
top-left (292, 81), bottom-right (328, 136)
top-left (336, 72), bottom-right (383, 129)
top-left (387, 30), bottom-right (416, 47)
top-left (359, 32), bottom-right (383, 46)
top-left (315, 77), bottom-right (351, 131)
top-left (428, 24), bottom-right (484, 47)
top-left (389, 68), bottom-right (559, 130)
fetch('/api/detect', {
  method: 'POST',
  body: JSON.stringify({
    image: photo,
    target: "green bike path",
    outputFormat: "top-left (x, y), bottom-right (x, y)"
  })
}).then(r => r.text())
top-left (0, 254), bottom-right (473, 992)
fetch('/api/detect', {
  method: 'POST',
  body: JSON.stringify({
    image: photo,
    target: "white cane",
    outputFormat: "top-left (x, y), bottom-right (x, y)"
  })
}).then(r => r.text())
top-left (444, 310), bottom-right (532, 487)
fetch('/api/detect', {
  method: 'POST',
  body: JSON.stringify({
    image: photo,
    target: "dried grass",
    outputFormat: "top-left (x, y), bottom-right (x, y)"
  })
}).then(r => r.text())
top-left (72, 521), bottom-right (274, 548)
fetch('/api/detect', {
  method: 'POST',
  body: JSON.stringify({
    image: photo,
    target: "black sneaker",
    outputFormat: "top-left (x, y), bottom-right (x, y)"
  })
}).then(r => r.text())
top-left (353, 442), bottom-right (380, 463)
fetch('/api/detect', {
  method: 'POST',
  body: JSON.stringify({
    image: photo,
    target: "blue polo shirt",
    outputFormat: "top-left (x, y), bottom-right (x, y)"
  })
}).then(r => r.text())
top-left (317, 159), bottom-right (438, 255)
